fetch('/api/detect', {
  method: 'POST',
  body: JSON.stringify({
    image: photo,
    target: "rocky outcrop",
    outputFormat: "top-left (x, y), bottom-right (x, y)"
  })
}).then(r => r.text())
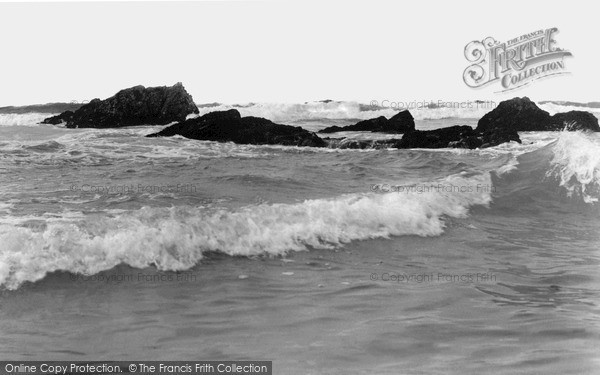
top-left (41, 83), bottom-right (198, 128)
top-left (480, 127), bottom-right (522, 148)
top-left (549, 111), bottom-right (600, 131)
top-left (395, 126), bottom-right (476, 149)
top-left (147, 108), bottom-right (520, 150)
top-left (147, 109), bottom-right (327, 147)
top-left (319, 110), bottom-right (415, 134)
top-left (393, 125), bottom-right (521, 149)
top-left (476, 97), bottom-right (599, 132)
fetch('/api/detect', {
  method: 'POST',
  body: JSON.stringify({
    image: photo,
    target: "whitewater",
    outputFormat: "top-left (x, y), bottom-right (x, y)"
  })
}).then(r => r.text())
top-left (0, 102), bottom-right (599, 374)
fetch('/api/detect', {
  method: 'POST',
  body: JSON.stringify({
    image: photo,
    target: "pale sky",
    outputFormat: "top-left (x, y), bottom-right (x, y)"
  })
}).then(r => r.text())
top-left (0, 0), bottom-right (597, 106)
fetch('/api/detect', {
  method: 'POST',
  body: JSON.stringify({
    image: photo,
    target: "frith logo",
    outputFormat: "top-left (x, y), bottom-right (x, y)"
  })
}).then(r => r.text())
top-left (463, 27), bottom-right (572, 92)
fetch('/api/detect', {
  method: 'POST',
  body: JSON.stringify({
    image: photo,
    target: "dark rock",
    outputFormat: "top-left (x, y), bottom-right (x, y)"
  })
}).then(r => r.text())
top-left (476, 97), bottom-right (599, 132)
top-left (394, 125), bottom-right (520, 149)
top-left (352, 116), bottom-right (390, 131)
top-left (318, 125), bottom-right (346, 133)
top-left (42, 111), bottom-right (75, 125)
top-left (450, 135), bottom-right (484, 149)
top-left (387, 110), bottom-right (415, 131)
top-left (147, 109), bottom-right (327, 148)
top-left (549, 111), bottom-right (600, 131)
top-left (319, 110), bottom-right (415, 134)
top-left (41, 83), bottom-right (198, 128)
top-left (481, 127), bottom-right (522, 148)
top-left (396, 126), bottom-right (477, 149)
top-left (476, 97), bottom-right (551, 132)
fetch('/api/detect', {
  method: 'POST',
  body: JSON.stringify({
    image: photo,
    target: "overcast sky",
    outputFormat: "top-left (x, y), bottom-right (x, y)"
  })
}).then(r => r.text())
top-left (0, 0), bottom-right (597, 106)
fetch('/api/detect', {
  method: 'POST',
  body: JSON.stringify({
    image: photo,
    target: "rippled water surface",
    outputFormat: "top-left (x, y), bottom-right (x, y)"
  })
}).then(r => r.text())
top-left (0, 118), bottom-right (599, 374)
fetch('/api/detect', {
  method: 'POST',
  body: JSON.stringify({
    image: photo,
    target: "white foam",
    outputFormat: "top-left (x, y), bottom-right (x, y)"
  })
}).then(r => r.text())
top-left (546, 131), bottom-right (600, 203)
top-left (495, 156), bottom-right (520, 176)
top-left (2, 101), bottom-right (599, 129)
top-left (0, 113), bottom-right (56, 126)
top-left (0, 172), bottom-right (492, 290)
top-left (193, 101), bottom-right (494, 123)
top-left (539, 103), bottom-right (600, 119)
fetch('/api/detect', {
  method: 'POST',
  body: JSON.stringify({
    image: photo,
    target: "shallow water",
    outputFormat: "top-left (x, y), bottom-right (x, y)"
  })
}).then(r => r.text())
top-left (0, 115), bottom-right (599, 374)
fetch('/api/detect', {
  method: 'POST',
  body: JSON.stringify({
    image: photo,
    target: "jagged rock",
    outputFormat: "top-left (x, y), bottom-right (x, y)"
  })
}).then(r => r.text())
top-left (147, 109), bottom-right (326, 147)
top-left (319, 110), bottom-right (415, 134)
top-left (41, 83), bottom-right (198, 128)
top-left (476, 97), bottom-right (599, 132)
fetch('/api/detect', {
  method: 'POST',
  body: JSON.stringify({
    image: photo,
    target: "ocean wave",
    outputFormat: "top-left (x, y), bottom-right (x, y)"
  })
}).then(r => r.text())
top-left (204, 101), bottom-right (600, 122)
top-left (0, 172), bottom-right (492, 290)
top-left (494, 156), bottom-right (520, 176)
top-left (539, 102), bottom-right (600, 117)
top-left (0, 129), bottom-right (277, 163)
top-left (0, 113), bottom-right (57, 127)
top-left (3, 102), bottom-right (599, 128)
top-left (192, 101), bottom-right (498, 122)
top-left (192, 102), bottom-right (395, 122)
top-left (489, 131), bottom-right (600, 207)
top-left (546, 131), bottom-right (600, 203)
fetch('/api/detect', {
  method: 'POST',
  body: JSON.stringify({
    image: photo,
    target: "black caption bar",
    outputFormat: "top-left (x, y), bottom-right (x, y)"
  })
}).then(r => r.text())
top-left (0, 362), bottom-right (272, 375)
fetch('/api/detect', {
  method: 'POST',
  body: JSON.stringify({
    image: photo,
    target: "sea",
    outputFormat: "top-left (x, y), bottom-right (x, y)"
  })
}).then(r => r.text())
top-left (0, 101), bottom-right (599, 374)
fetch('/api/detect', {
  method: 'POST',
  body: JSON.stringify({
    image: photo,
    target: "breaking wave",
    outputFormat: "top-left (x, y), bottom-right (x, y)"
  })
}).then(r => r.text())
top-left (0, 172), bottom-right (492, 290)
top-left (0, 113), bottom-right (57, 127)
top-left (546, 131), bottom-right (600, 203)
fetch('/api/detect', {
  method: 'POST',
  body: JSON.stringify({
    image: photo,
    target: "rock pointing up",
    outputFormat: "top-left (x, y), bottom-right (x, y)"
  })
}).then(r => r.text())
top-left (476, 97), bottom-right (599, 132)
top-left (41, 83), bottom-right (199, 128)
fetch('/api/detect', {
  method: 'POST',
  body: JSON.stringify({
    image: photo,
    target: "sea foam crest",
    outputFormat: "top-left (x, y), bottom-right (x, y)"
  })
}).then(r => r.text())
top-left (0, 113), bottom-right (56, 127)
top-left (1, 101), bottom-right (598, 127)
top-left (0, 172), bottom-right (492, 290)
top-left (546, 131), bottom-right (600, 203)
top-left (195, 102), bottom-right (495, 122)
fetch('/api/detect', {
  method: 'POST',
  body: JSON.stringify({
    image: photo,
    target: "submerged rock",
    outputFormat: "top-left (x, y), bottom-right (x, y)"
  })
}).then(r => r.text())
top-left (323, 137), bottom-right (400, 149)
top-left (319, 110), bottom-right (415, 134)
top-left (476, 97), bottom-right (599, 132)
top-left (41, 83), bottom-right (198, 128)
top-left (147, 109), bottom-right (327, 147)
top-left (394, 125), bottom-right (520, 149)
